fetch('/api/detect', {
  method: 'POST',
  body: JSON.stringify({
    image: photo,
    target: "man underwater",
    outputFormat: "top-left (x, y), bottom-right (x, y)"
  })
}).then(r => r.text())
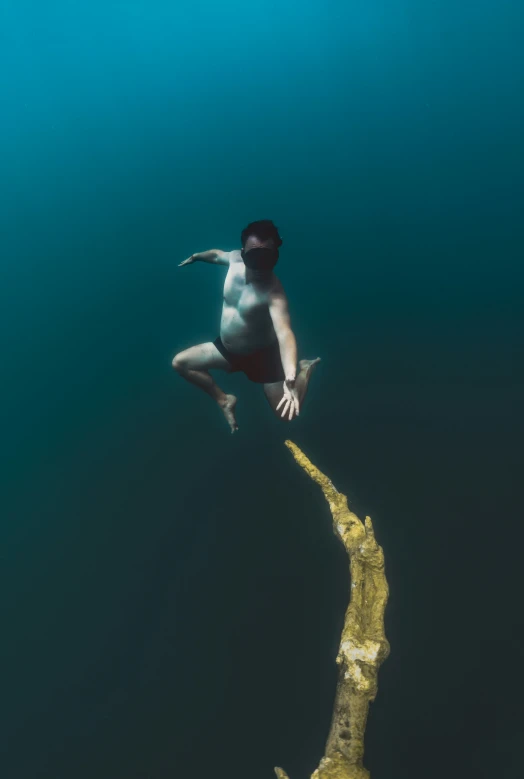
top-left (173, 219), bottom-right (320, 433)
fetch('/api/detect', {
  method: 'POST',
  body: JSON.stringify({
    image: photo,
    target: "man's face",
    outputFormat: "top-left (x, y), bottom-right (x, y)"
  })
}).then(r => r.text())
top-left (241, 235), bottom-right (279, 280)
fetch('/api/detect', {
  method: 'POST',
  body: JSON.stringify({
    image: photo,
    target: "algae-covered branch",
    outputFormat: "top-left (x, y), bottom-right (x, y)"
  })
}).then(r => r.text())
top-left (274, 441), bottom-right (390, 779)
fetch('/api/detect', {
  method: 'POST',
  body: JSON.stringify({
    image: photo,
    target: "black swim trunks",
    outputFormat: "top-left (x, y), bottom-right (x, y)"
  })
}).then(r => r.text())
top-left (213, 336), bottom-right (285, 384)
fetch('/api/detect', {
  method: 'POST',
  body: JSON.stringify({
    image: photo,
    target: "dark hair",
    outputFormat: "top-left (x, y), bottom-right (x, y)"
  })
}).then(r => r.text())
top-left (240, 219), bottom-right (283, 249)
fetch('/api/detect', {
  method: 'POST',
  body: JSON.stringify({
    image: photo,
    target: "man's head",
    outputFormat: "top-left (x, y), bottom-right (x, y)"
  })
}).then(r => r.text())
top-left (240, 220), bottom-right (283, 281)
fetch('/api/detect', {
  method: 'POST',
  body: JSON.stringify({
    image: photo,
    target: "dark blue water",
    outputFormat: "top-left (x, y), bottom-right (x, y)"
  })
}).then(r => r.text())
top-left (2, 2), bottom-right (523, 777)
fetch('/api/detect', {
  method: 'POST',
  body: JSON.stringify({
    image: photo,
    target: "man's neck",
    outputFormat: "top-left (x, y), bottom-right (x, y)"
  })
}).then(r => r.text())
top-left (245, 269), bottom-right (274, 287)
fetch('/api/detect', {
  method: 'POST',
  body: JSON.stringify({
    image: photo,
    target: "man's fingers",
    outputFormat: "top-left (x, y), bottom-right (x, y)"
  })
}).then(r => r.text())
top-left (277, 385), bottom-right (291, 410)
top-left (277, 388), bottom-right (300, 420)
top-left (278, 385), bottom-right (300, 420)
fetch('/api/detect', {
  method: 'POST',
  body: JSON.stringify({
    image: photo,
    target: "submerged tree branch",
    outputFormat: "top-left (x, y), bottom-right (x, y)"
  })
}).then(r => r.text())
top-left (275, 441), bottom-right (390, 779)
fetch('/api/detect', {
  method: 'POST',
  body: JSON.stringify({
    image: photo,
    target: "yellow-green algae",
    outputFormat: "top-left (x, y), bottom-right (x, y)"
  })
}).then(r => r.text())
top-left (275, 441), bottom-right (390, 779)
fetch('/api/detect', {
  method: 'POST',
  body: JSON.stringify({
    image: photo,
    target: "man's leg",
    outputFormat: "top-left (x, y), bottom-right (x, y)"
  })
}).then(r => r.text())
top-left (172, 342), bottom-right (239, 433)
top-left (293, 357), bottom-right (321, 408)
top-left (263, 357), bottom-right (321, 419)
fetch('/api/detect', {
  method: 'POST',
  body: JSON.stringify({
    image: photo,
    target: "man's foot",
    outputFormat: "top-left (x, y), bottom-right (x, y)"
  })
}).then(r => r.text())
top-left (298, 357), bottom-right (321, 377)
top-left (219, 394), bottom-right (239, 434)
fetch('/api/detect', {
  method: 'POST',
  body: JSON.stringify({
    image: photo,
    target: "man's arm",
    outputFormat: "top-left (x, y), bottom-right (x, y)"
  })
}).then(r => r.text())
top-left (268, 282), bottom-right (297, 382)
top-left (179, 249), bottom-right (230, 267)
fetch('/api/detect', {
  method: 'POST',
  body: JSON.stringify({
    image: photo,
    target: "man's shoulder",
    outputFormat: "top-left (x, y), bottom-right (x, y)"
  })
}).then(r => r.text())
top-left (268, 274), bottom-right (285, 297)
top-left (229, 249), bottom-right (243, 263)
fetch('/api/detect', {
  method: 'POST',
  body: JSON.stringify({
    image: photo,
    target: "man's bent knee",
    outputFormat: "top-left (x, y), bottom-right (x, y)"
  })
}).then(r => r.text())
top-left (172, 354), bottom-right (187, 373)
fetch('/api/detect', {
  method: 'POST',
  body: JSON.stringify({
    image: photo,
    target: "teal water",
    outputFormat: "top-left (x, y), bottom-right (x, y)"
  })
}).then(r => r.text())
top-left (1, 1), bottom-right (523, 777)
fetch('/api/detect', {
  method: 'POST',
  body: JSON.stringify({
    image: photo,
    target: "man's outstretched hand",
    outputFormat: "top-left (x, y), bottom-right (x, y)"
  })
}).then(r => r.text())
top-left (178, 254), bottom-right (196, 266)
top-left (277, 377), bottom-right (300, 421)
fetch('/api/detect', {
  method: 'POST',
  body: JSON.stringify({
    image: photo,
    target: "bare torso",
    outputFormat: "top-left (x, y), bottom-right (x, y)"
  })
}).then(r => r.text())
top-left (220, 250), bottom-right (278, 354)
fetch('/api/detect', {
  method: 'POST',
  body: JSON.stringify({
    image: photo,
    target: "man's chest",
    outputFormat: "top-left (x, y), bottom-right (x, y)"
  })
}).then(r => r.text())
top-left (223, 266), bottom-right (269, 315)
